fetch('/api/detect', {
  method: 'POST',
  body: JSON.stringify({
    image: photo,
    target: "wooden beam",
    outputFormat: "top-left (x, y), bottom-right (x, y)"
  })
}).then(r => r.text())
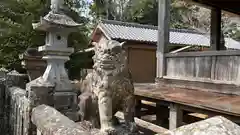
top-left (135, 99), bottom-right (142, 118)
top-left (179, 104), bottom-right (240, 123)
top-left (165, 50), bottom-right (240, 57)
top-left (169, 103), bottom-right (183, 130)
top-left (115, 112), bottom-right (169, 134)
top-left (210, 8), bottom-right (223, 50)
top-left (156, 0), bottom-right (170, 78)
top-left (156, 104), bottom-right (169, 128)
top-left (161, 76), bottom-right (240, 96)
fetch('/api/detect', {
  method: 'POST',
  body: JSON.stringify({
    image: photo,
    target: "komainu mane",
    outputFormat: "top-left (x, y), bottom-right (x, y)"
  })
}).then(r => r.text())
top-left (78, 40), bottom-right (137, 134)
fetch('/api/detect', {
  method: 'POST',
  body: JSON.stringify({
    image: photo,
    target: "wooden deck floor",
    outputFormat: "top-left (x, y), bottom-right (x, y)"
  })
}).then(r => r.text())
top-left (134, 83), bottom-right (240, 117)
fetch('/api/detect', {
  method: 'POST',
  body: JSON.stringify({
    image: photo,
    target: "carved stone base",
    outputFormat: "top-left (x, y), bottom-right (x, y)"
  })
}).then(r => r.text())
top-left (77, 121), bottom-right (140, 135)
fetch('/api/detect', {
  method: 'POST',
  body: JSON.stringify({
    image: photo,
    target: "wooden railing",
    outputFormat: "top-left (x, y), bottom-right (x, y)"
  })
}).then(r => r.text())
top-left (157, 50), bottom-right (240, 95)
top-left (165, 50), bottom-right (240, 83)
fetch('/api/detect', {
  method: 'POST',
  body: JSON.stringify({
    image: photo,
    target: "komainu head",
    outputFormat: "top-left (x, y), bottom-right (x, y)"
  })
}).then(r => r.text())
top-left (92, 40), bottom-right (127, 76)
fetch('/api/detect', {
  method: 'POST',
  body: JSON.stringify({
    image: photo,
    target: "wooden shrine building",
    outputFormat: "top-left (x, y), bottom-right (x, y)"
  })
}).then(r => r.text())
top-left (134, 0), bottom-right (240, 130)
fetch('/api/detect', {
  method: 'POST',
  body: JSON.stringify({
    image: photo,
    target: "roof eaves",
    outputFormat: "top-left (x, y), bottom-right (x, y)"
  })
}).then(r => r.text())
top-left (100, 19), bottom-right (205, 35)
top-left (112, 38), bottom-right (157, 44)
top-left (98, 23), bottom-right (112, 40)
top-left (100, 19), bottom-right (158, 30)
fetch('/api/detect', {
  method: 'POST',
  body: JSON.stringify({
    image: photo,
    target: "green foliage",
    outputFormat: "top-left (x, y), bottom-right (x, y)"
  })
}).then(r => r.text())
top-left (90, 0), bottom-right (107, 19)
top-left (123, 0), bottom-right (158, 25)
top-left (0, 0), bottom-right (47, 70)
top-left (0, 0), bottom-right (90, 72)
top-left (90, 0), bottom-right (130, 21)
top-left (90, 0), bottom-right (198, 27)
top-left (90, 0), bottom-right (240, 41)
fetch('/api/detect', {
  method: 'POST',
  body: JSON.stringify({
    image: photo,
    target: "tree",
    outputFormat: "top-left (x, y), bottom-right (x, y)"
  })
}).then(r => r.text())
top-left (105, 0), bottom-right (240, 41)
top-left (122, 0), bottom-right (158, 25)
top-left (0, 0), bottom-right (47, 70)
top-left (90, 0), bottom-right (199, 27)
top-left (90, 0), bottom-right (130, 21)
top-left (0, 0), bottom-right (90, 72)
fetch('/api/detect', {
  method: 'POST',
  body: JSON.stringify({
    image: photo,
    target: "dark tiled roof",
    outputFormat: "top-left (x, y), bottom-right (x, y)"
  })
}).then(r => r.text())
top-left (96, 19), bottom-right (240, 49)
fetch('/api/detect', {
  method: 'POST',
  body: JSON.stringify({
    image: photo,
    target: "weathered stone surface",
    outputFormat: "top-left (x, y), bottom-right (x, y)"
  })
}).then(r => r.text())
top-left (26, 77), bottom-right (54, 107)
top-left (0, 67), bottom-right (8, 79)
top-left (53, 91), bottom-right (79, 121)
top-left (77, 121), bottom-right (140, 135)
top-left (31, 104), bottom-right (89, 135)
top-left (6, 70), bottom-right (28, 89)
top-left (53, 92), bottom-right (77, 110)
top-left (163, 116), bottom-right (240, 135)
top-left (4, 87), bottom-right (30, 135)
top-left (78, 40), bottom-right (137, 134)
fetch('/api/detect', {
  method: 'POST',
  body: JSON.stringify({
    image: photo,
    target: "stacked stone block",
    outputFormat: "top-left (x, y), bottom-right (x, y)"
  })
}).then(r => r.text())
top-left (3, 87), bottom-right (30, 135)
top-left (0, 70), bottom-right (31, 135)
top-left (7, 87), bottom-right (30, 135)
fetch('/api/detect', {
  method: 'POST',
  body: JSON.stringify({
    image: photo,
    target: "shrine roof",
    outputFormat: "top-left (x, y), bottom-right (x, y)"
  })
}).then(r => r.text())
top-left (91, 20), bottom-right (240, 49)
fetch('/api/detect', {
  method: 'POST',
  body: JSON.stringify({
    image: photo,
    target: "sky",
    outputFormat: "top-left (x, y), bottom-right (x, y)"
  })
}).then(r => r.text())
top-left (80, 0), bottom-right (93, 17)
top-left (86, 0), bottom-right (93, 4)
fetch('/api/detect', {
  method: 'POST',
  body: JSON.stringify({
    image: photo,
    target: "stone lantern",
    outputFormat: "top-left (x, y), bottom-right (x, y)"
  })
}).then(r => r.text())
top-left (28, 0), bottom-right (80, 121)
top-left (32, 1), bottom-right (80, 91)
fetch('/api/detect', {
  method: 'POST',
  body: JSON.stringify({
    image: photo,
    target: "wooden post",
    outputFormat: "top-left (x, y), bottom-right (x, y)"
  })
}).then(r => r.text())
top-left (210, 8), bottom-right (223, 50)
top-left (169, 103), bottom-right (183, 130)
top-left (156, 103), bottom-right (169, 128)
top-left (135, 98), bottom-right (142, 118)
top-left (115, 112), bottom-right (169, 134)
top-left (156, 0), bottom-right (170, 78)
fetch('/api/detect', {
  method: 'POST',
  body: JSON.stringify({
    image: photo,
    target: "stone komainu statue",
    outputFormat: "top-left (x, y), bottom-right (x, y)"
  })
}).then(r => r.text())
top-left (78, 40), bottom-right (137, 134)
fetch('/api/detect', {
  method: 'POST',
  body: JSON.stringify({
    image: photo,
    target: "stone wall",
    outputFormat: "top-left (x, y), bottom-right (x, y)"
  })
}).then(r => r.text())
top-left (2, 85), bottom-right (86, 135)
top-left (0, 70), bottom-right (30, 135)
top-left (31, 105), bottom-right (89, 135)
top-left (4, 86), bottom-right (30, 135)
top-left (0, 69), bottom-right (87, 135)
